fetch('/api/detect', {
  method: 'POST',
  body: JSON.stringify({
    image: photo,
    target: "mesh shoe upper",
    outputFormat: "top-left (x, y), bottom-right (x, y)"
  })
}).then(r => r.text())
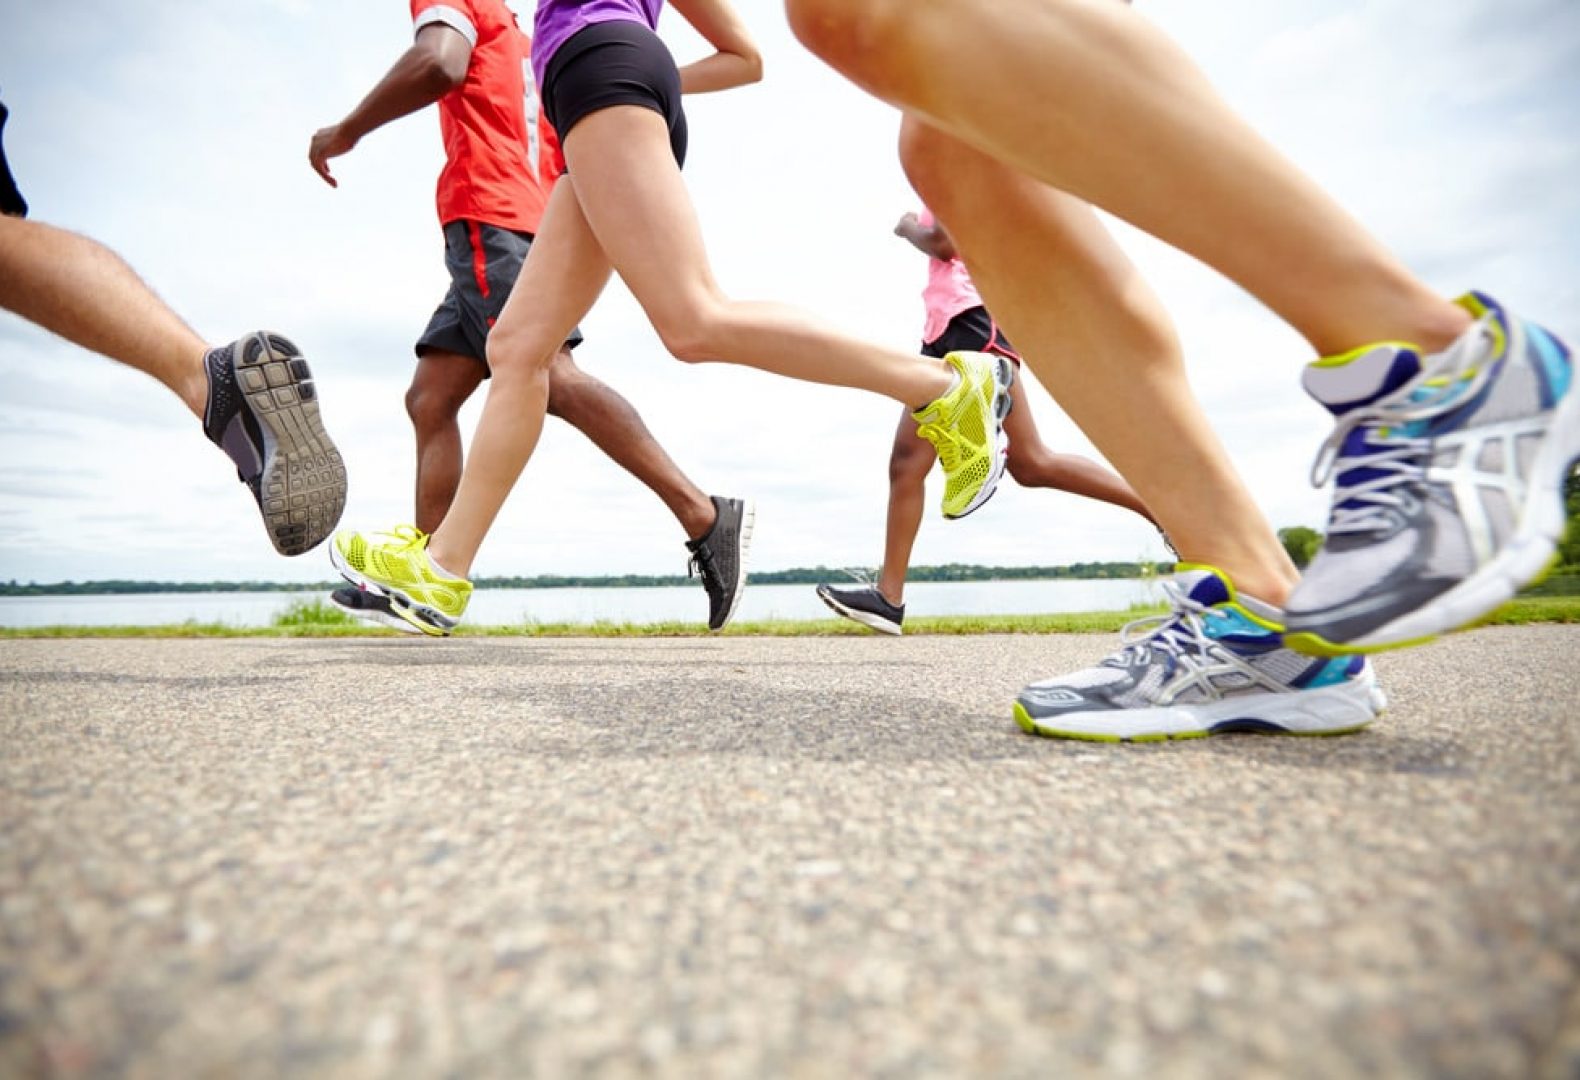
top-left (1286, 292), bottom-right (1577, 651)
top-left (687, 496), bottom-right (752, 631)
top-left (1016, 567), bottom-right (1381, 741)
top-left (912, 351), bottom-right (1011, 519)
top-left (815, 581), bottom-right (905, 634)
top-left (331, 525), bottom-right (472, 631)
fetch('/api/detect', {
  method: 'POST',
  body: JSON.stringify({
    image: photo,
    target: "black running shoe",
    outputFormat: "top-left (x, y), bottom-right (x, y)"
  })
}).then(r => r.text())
top-left (686, 496), bottom-right (754, 631)
top-left (329, 585), bottom-right (421, 634)
top-left (815, 582), bottom-right (905, 636)
top-left (203, 332), bottom-right (347, 557)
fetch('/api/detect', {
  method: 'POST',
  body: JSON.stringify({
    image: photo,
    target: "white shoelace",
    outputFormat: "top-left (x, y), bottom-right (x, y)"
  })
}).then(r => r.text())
top-left (1310, 321), bottom-right (1496, 535)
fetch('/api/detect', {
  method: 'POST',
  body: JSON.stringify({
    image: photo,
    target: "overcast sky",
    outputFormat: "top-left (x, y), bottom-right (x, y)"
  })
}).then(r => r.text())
top-left (2, 1), bottom-right (1577, 586)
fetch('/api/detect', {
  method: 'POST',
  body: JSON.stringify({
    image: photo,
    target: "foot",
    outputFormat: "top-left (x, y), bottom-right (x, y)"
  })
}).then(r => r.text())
top-left (329, 525), bottom-right (471, 636)
top-left (815, 582), bottom-right (905, 635)
top-left (1014, 566), bottom-right (1387, 742)
top-left (912, 351), bottom-right (1013, 520)
top-left (202, 332), bottom-right (347, 556)
top-left (1284, 292), bottom-right (1579, 655)
top-left (686, 496), bottom-right (754, 631)
top-left (329, 585), bottom-right (422, 634)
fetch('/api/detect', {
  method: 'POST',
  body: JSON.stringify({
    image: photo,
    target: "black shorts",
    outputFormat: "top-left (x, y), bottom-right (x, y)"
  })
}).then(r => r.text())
top-left (0, 100), bottom-right (29, 218)
top-left (921, 305), bottom-right (1021, 364)
top-left (542, 20), bottom-right (688, 168)
top-left (416, 220), bottom-right (584, 371)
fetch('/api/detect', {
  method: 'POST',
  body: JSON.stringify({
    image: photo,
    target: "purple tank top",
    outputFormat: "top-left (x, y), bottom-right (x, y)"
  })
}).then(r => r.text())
top-left (533, 0), bottom-right (664, 87)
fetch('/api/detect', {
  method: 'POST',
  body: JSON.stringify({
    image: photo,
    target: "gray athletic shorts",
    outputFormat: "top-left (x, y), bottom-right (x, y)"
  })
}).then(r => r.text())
top-left (416, 219), bottom-right (583, 371)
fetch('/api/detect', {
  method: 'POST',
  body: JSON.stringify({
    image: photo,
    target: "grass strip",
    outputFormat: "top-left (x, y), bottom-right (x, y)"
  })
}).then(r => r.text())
top-left (2, 596), bottom-right (1576, 639)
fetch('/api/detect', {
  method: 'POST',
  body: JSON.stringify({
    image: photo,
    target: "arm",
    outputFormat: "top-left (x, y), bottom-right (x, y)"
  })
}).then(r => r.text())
top-left (308, 23), bottom-right (472, 187)
top-left (669, 0), bottom-right (763, 93)
top-left (894, 212), bottom-right (959, 261)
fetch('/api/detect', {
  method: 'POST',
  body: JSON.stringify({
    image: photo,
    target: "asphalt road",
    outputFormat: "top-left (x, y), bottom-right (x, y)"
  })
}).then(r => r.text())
top-left (2, 627), bottom-right (1578, 1078)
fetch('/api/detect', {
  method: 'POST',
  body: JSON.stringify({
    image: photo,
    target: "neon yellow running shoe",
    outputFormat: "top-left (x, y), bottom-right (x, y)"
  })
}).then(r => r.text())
top-left (329, 524), bottom-right (472, 636)
top-left (912, 351), bottom-right (1014, 519)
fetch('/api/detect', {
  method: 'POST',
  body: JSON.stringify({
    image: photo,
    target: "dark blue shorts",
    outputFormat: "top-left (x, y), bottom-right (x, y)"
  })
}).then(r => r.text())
top-left (416, 220), bottom-right (584, 371)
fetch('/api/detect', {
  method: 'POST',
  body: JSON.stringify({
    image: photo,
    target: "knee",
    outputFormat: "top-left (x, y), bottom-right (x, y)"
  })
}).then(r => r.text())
top-left (1005, 448), bottom-right (1050, 487)
top-left (786, 0), bottom-right (904, 75)
top-left (484, 320), bottom-right (558, 381)
top-left (652, 305), bottom-right (723, 366)
top-left (404, 374), bottom-right (462, 434)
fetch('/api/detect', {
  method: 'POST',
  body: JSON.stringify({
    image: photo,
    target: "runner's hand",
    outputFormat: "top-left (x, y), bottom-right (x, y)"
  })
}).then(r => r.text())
top-left (308, 125), bottom-right (358, 188)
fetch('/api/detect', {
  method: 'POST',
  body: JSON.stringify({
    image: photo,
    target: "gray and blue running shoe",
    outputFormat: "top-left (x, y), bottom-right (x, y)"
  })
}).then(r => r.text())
top-left (1014, 566), bottom-right (1386, 742)
top-left (1284, 292), bottom-right (1578, 656)
top-left (203, 332), bottom-right (347, 557)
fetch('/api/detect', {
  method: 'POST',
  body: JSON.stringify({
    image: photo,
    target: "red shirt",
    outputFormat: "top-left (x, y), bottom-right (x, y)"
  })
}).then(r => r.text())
top-left (411, 0), bottom-right (565, 234)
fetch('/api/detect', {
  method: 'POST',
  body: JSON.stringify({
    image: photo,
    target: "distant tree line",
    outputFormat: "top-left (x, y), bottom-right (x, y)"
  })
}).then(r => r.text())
top-left (1, 561), bottom-right (1171, 596)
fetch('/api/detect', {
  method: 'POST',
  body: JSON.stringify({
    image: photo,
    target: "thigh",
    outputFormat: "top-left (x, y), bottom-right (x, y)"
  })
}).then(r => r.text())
top-left (561, 106), bottom-right (721, 332)
top-left (489, 182), bottom-right (613, 366)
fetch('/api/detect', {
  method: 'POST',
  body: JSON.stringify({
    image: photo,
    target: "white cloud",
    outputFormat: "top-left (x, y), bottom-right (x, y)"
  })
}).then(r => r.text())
top-left (1, 1), bottom-right (1576, 585)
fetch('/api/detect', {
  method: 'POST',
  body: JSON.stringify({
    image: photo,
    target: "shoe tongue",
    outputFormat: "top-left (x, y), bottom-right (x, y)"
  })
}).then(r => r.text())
top-left (1174, 567), bottom-right (1232, 608)
top-left (1301, 344), bottom-right (1422, 416)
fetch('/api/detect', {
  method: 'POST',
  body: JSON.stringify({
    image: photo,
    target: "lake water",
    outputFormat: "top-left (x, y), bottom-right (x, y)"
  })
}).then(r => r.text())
top-left (0, 578), bottom-right (1162, 629)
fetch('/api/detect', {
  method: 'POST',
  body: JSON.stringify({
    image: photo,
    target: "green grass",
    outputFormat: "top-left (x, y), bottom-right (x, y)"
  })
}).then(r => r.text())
top-left (2, 596), bottom-right (1576, 639)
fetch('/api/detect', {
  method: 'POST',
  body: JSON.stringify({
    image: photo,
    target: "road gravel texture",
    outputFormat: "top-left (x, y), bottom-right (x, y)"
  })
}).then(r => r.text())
top-left (2, 626), bottom-right (1577, 1078)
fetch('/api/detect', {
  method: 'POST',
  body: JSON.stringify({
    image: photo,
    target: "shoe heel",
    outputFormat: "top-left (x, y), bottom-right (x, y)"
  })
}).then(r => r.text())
top-left (994, 357), bottom-right (1015, 422)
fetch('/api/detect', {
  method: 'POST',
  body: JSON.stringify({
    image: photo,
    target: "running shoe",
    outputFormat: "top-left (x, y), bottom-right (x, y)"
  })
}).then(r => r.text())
top-left (329, 585), bottom-right (421, 634)
top-left (329, 525), bottom-right (471, 636)
top-left (1284, 292), bottom-right (1579, 656)
top-left (815, 582), bottom-right (905, 635)
top-left (687, 496), bottom-right (754, 631)
top-left (1014, 566), bottom-right (1386, 742)
top-left (912, 351), bottom-right (1014, 519)
top-left (202, 332), bottom-right (347, 557)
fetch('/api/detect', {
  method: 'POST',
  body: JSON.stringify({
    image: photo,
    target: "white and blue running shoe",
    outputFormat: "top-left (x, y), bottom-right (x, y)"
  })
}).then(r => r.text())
top-left (1285, 292), bottom-right (1578, 656)
top-left (1014, 566), bottom-right (1386, 742)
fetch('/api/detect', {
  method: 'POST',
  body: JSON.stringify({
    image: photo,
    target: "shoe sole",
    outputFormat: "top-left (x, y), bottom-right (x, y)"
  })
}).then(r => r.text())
top-left (712, 500), bottom-right (756, 632)
top-left (944, 355), bottom-right (1015, 521)
top-left (329, 589), bottom-right (423, 635)
top-left (1013, 671), bottom-right (1387, 742)
top-left (815, 586), bottom-right (902, 635)
top-left (1286, 372), bottom-right (1580, 657)
top-left (329, 542), bottom-right (457, 637)
top-left (234, 332), bottom-right (347, 557)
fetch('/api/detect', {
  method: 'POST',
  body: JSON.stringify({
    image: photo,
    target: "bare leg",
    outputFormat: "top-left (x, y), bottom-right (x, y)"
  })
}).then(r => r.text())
top-left (428, 183), bottom-right (614, 576)
top-left (561, 106), bottom-right (954, 406)
top-left (786, 0), bottom-right (1469, 357)
top-left (545, 347), bottom-right (716, 540)
top-left (879, 408), bottom-right (936, 605)
top-left (405, 349), bottom-right (485, 535)
top-left (432, 105), bottom-right (985, 575)
top-left (0, 216), bottom-right (210, 415)
top-left (1000, 378), bottom-right (1154, 523)
top-left (898, 116), bottom-right (1298, 601)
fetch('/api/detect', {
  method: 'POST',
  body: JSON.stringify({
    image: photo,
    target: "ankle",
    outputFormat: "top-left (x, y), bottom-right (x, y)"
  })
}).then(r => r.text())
top-left (185, 347), bottom-right (213, 420)
top-left (681, 494), bottom-right (718, 542)
top-left (426, 542), bottom-right (469, 581)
